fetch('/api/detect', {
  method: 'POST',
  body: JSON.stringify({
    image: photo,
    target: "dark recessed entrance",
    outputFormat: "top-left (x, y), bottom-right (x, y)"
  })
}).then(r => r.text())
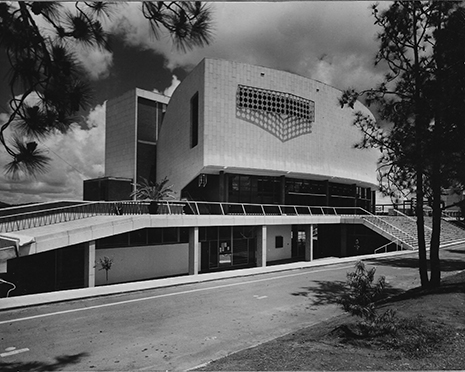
top-left (200, 226), bottom-right (256, 272)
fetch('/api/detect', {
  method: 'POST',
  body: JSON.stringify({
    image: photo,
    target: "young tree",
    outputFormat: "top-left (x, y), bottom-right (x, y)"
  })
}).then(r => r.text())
top-left (340, 1), bottom-right (465, 288)
top-left (130, 176), bottom-right (175, 201)
top-left (0, 1), bottom-right (213, 177)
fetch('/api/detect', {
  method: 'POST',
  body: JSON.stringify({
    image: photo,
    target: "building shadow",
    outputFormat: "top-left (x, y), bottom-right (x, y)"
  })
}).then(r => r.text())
top-left (378, 270), bottom-right (465, 306)
top-left (0, 352), bottom-right (88, 372)
top-left (446, 249), bottom-right (465, 255)
top-left (291, 280), bottom-right (404, 306)
top-left (291, 280), bottom-right (346, 305)
top-left (366, 256), bottom-right (465, 272)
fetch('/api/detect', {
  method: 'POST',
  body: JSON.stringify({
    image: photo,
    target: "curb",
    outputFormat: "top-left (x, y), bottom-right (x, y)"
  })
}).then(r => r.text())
top-left (0, 249), bottom-right (419, 311)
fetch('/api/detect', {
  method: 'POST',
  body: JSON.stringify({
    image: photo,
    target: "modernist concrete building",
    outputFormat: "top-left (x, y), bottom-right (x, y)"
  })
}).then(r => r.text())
top-left (84, 88), bottom-right (169, 200)
top-left (158, 59), bottom-right (378, 210)
top-left (7, 59), bottom-right (454, 297)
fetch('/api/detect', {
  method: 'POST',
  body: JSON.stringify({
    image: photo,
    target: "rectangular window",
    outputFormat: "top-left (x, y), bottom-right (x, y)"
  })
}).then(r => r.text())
top-left (275, 236), bottom-right (284, 248)
top-left (190, 92), bottom-right (199, 148)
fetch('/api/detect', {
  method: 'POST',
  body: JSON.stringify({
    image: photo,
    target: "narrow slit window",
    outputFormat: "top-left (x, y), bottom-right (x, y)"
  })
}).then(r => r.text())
top-left (191, 92), bottom-right (199, 148)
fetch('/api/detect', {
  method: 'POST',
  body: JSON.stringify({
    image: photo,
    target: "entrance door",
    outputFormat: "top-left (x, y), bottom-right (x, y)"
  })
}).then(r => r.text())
top-left (218, 241), bottom-right (232, 266)
top-left (291, 226), bottom-right (306, 259)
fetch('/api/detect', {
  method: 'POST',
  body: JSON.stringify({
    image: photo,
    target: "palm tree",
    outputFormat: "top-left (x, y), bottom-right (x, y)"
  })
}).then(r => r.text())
top-left (0, 2), bottom-right (213, 178)
top-left (131, 177), bottom-right (176, 213)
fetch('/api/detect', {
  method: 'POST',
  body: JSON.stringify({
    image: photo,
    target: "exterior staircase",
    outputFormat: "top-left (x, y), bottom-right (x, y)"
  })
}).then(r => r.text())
top-left (362, 214), bottom-right (465, 251)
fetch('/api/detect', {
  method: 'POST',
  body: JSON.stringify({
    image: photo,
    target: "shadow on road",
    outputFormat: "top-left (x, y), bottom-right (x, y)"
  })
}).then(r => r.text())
top-left (291, 280), bottom-right (404, 306)
top-left (367, 256), bottom-right (465, 272)
top-left (0, 352), bottom-right (88, 372)
top-left (291, 280), bottom-right (346, 305)
top-left (446, 249), bottom-right (465, 255)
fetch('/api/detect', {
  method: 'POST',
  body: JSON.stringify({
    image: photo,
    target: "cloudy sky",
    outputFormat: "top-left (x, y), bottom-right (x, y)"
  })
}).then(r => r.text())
top-left (0, 1), bottom-right (389, 205)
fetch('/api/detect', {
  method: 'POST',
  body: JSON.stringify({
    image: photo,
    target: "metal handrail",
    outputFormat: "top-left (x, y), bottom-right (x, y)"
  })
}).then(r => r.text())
top-left (0, 200), bottom-right (149, 233)
top-left (0, 278), bottom-right (16, 298)
top-left (374, 240), bottom-right (402, 254)
top-left (361, 215), bottom-right (417, 250)
top-left (0, 199), bottom-right (372, 233)
top-left (391, 208), bottom-right (433, 232)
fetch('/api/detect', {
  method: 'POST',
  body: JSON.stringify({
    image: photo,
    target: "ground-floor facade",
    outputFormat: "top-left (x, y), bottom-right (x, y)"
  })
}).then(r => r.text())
top-left (1, 220), bottom-right (389, 297)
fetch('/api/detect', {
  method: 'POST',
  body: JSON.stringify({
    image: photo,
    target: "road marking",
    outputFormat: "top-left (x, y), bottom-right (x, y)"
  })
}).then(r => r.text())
top-left (253, 295), bottom-right (268, 300)
top-left (0, 264), bottom-right (354, 325)
top-left (1, 348), bottom-right (30, 357)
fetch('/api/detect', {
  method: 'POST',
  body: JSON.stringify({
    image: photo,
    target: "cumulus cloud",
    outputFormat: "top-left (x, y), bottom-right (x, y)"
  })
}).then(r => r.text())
top-left (154, 75), bottom-right (181, 97)
top-left (0, 104), bottom-right (105, 205)
top-left (1, 2), bottom-right (392, 204)
top-left (76, 48), bottom-right (114, 80)
top-left (108, 2), bottom-right (386, 91)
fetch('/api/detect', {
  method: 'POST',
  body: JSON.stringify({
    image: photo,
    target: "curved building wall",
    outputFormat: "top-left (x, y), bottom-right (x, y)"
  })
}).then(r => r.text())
top-left (158, 59), bottom-right (379, 198)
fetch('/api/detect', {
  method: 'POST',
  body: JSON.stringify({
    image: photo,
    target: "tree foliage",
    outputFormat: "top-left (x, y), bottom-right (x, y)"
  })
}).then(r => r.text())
top-left (130, 176), bottom-right (175, 201)
top-left (340, 1), bottom-right (465, 288)
top-left (0, 1), bottom-right (213, 178)
top-left (339, 261), bottom-right (397, 336)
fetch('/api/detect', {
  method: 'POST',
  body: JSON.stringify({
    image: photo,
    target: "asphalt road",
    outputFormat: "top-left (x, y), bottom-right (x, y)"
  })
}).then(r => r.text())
top-left (1, 248), bottom-right (464, 371)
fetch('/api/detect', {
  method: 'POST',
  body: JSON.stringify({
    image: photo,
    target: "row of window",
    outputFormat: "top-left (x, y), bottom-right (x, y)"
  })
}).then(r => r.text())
top-left (228, 174), bottom-right (371, 201)
top-left (96, 227), bottom-right (189, 249)
top-left (96, 226), bottom-right (260, 249)
top-left (199, 226), bottom-right (256, 242)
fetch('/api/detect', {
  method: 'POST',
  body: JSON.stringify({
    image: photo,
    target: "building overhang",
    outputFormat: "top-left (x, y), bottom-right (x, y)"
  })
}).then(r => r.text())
top-left (198, 165), bottom-right (378, 189)
top-left (3, 214), bottom-right (366, 260)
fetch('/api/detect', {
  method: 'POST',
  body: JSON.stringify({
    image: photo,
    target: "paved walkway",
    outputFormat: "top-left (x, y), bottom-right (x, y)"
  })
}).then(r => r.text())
top-left (0, 250), bottom-right (415, 311)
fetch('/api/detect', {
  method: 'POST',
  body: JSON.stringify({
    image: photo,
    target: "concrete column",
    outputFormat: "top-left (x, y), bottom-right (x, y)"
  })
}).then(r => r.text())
top-left (256, 226), bottom-right (267, 267)
top-left (353, 184), bottom-right (358, 208)
top-left (189, 227), bottom-right (199, 275)
top-left (84, 240), bottom-right (96, 288)
top-left (219, 171), bottom-right (225, 202)
top-left (304, 225), bottom-right (313, 261)
top-left (325, 180), bottom-right (330, 206)
top-left (279, 176), bottom-right (286, 205)
top-left (370, 189), bottom-right (375, 213)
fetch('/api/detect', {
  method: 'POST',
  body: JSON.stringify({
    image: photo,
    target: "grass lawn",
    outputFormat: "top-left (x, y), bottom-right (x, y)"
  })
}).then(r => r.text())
top-left (197, 268), bottom-right (465, 371)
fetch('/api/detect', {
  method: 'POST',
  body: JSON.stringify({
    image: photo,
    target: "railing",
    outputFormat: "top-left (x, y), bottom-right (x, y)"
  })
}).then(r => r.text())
top-left (374, 240), bottom-right (402, 254)
top-left (0, 200), bottom-right (371, 233)
top-left (375, 202), bottom-right (415, 216)
top-left (0, 278), bottom-right (16, 297)
top-left (0, 201), bottom-right (149, 233)
top-left (180, 201), bottom-right (370, 217)
top-left (361, 215), bottom-right (417, 250)
top-left (391, 208), bottom-right (433, 232)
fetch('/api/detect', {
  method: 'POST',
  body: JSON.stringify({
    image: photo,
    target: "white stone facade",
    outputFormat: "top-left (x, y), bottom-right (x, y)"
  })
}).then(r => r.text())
top-left (157, 59), bottom-right (379, 197)
top-left (105, 88), bottom-right (169, 183)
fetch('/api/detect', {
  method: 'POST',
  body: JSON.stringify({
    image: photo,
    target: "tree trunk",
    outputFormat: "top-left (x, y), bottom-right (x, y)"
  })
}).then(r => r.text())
top-left (430, 2), bottom-right (444, 288)
top-left (430, 165), bottom-right (442, 287)
top-left (412, 4), bottom-right (429, 289)
top-left (416, 171), bottom-right (429, 288)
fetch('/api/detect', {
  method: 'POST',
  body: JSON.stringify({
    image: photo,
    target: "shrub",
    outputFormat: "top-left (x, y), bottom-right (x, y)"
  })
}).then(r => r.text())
top-left (98, 256), bottom-right (114, 283)
top-left (339, 261), bottom-right (397, 336)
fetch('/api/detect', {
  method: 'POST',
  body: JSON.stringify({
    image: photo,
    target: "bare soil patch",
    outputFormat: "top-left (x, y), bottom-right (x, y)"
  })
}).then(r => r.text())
top-left (197, 270), bottom-right (465, 371)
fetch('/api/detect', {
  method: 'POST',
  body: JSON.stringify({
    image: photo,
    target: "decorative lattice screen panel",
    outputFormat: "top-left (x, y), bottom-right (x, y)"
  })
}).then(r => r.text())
top-left (236, 84), bottom-right (315, 142)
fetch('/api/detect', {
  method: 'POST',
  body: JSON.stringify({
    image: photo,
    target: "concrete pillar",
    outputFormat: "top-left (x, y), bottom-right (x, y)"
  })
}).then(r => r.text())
top-left (279, 176), bottom-right (286, 205)
top-left (84, 240), bottom-right (96, 288)
top-left (304, 224), bottom-right (313, 261)
top-left (325, 180), bottom-right (330, 206)
top-left (219, 171), bottom-right (225, 202)
top-left (353, 184), bottom-right (358, 209)
top-left (256, 226), bottom-right (267, 267)
top-left (189, 227), bottom-right (199, 275)
top-left (371, 189), bottom-right (375, 213)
